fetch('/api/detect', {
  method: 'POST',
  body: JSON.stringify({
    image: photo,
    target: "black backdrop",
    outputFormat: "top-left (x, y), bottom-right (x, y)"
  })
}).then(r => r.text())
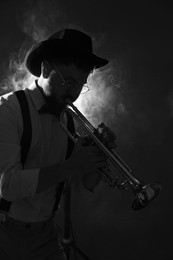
top-left (0, 1), bottom-right (173, 259)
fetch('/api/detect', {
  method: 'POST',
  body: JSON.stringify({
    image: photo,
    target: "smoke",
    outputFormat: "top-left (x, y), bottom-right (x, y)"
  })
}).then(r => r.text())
top-left (0, 0), bottom-right (69, 94)
top-left (0, 53), bottom-right (36, 94)
top-left (74, 60), bottom-right (127, 129)
top-left (0, 0), bottom-right (128, 127)
top-left (21, 0), bottom-right (68, 42)
top-left (0, 0), bottom-right (129, 143)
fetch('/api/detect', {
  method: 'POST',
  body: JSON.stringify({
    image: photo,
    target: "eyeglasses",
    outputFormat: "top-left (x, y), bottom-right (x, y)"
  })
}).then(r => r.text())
top-left (80, 84), bottom-right (90, 94)
top-left (53, 63), bottom-right (89, 94)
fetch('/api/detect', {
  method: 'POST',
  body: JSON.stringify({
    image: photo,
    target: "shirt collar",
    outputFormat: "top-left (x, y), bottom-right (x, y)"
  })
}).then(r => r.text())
top-left (28, 80), bottom-right (62, 118)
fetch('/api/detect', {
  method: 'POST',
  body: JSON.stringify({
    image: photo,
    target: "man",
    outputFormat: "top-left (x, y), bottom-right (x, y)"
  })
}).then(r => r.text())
top-left (0, 29), bottom-right (115, 259)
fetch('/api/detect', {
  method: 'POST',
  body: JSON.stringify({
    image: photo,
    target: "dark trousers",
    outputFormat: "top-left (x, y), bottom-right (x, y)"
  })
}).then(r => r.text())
top-left (0, 215), bottom-right (66, 260)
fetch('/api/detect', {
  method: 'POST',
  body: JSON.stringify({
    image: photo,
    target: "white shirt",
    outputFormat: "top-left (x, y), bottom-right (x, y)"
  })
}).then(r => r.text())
top-left (0, 82), bottom-right (68, 222)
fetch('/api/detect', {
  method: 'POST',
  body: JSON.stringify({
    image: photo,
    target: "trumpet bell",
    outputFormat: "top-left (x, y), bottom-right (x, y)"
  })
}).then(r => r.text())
top-left (132, 182), bottom-right (162, 210)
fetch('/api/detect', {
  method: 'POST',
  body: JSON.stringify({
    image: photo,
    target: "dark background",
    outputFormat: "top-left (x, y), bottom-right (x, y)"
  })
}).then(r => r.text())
top-left (0, 0), bottom-right (173, 259)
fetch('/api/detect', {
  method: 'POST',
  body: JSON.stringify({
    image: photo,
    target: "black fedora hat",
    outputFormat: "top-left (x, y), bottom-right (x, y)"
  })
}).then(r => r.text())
top-left (25, 28), bottom-right (109, 77)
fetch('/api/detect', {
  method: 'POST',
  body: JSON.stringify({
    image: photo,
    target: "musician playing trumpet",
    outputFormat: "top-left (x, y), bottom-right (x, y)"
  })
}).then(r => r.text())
top-left (0, 28), bottom-right (116, 260)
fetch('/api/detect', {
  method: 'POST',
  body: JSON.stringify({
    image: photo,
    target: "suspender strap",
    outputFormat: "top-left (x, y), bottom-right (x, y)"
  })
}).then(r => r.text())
top-left (52, 112), bottom-right (75, 213)
top-left (15, 90), bottom-right (32, 166)
top-left (0, 90), bottom-right (32, 212)
top-left (65, 112), bottom-right (75, 159)
top-left (0, 90), bottom-right (73, 214)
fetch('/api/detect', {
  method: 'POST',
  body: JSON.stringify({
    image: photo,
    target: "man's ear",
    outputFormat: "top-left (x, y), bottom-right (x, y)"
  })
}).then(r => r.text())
top-left (41, 60), bottom-right (53, 78)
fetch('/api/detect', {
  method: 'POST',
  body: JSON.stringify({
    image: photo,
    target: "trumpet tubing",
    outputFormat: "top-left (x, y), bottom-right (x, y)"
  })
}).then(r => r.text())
top-left (60, 100), bottom-right (161, 210)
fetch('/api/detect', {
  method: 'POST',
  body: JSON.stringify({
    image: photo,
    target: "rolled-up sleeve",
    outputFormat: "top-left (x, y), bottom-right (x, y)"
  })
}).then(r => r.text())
top-left (0, 100), bottom-right (39, 201)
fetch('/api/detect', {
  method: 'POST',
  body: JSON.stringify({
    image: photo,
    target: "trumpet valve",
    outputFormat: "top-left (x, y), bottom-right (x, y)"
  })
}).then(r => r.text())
top-left (117, 180), bottom-right (129, 190)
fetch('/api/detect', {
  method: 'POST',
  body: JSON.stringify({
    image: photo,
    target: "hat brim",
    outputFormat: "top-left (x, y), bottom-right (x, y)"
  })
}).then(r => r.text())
top-left (25, 39), bottom-right (109, 77)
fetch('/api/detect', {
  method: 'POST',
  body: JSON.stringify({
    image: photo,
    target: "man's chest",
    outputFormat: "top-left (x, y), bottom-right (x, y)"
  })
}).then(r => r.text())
top-left (25, 115), bottom-right (68, 168)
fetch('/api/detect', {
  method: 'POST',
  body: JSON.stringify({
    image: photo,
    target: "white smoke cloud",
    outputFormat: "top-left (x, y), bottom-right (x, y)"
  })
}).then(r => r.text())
top-left (0, 51), bottom-right (36, 94)
top-left (74, 60), bottom-right (127, 129)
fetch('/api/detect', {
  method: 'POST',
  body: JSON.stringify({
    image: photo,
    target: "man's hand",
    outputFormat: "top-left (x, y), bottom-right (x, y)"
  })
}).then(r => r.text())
top-left (65, 136), bottom-right (108, 177)
top-left (97, 122), bottom-right (116, 149)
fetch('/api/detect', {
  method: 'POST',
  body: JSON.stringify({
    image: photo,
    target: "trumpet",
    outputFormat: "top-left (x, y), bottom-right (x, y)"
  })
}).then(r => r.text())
top-left (60, 100), bottom-right (161, 210)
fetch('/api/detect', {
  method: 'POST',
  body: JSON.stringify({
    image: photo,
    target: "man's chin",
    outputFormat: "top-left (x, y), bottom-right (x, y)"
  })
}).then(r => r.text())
top-left (61, 95), bottom-right (77, 104)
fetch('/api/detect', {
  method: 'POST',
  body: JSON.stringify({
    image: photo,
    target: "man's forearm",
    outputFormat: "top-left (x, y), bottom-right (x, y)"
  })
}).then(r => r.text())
top-left (36, 163), bottom-right (69, 193)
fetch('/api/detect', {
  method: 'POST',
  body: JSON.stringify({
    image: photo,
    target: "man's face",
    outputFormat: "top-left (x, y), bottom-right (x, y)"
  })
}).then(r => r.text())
top-left (47, 61), bottom-right (90, 107)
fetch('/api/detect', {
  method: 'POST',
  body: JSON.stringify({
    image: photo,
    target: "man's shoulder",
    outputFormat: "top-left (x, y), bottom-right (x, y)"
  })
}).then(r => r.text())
top-left (0, 91), bottom-right (14, 104)
top-left (0, 90), bottom-right (24, 118)
top-left (0, 88), bottom-right (29, 105)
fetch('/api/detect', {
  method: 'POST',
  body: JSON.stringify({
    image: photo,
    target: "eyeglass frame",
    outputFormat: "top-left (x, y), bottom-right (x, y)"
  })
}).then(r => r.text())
top-left (52, 62), bottom-right (90, 94)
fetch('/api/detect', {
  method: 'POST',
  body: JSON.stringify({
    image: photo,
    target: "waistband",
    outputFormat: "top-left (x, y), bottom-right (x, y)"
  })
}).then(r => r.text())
top-left (0, 212), bottom-right (54, 229)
